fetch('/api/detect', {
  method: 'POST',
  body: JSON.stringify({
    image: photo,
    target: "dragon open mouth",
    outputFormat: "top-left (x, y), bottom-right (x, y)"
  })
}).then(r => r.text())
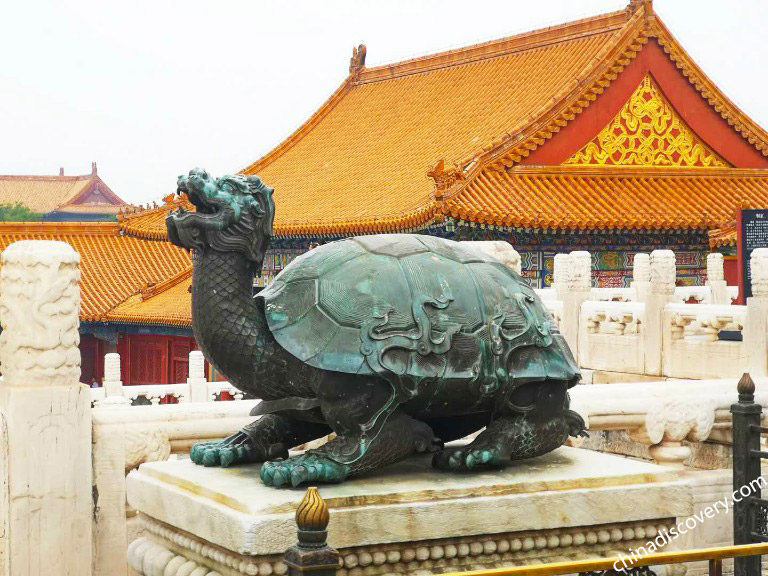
top-left (166, 167), bottom-right (275, 270)
top-left (176, 168), bottom-right (218, 215)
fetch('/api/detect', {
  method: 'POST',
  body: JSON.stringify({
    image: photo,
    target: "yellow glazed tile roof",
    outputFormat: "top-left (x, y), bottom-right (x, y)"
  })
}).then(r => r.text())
top-left (446, 166), bottom-right (768, 231)
top-left (708, 223), bottom-right (737, 248)
top-left (240, 8), bottom-right (633, 236)
top-left (0, 222), bottom-right (191, 322)
top-left (123, 2), bottom-right (768, 240)
top-left (118, 195), bottom-right (189, 240)
top-left (106, 268), bottom-right (192, 327)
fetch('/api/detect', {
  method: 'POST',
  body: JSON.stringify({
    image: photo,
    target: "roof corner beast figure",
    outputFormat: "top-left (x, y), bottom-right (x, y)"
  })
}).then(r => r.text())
top-left (167, 168), bottom-right (587, 487)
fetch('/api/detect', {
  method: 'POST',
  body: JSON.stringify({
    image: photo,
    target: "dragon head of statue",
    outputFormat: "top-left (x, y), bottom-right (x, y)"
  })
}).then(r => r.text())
top-left (166, 168), bottom-right (275, 273)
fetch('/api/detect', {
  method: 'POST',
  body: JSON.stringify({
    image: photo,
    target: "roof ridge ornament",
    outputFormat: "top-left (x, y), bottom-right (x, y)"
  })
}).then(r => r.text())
top-left (627, 0), bottom-right (652, 18)
top-left (427, 159), bottom-right (465, 199)
top-left (349, 44), bottom-right (367, 78)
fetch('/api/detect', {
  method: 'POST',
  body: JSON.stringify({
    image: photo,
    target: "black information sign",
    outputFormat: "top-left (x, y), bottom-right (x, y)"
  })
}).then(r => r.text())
top-left (739, 209), bottom-right (768, 299)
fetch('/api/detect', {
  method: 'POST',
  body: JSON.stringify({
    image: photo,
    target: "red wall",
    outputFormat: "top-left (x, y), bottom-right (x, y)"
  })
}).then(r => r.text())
top-left (80, 335), bottom-right (104, 385)
top-left (117, 334), bottom-right (199, 386)
top-left (724, 256), bottom-right (738, 286)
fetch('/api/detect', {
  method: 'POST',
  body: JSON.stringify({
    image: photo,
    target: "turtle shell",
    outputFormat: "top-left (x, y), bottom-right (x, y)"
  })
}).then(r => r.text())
top-left (258, 235), bottom-right (578, 393)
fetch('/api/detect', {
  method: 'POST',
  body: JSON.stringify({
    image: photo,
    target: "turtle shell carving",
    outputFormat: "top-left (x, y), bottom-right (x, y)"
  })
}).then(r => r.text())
top-left (258, 234), bottom-right (578, 400)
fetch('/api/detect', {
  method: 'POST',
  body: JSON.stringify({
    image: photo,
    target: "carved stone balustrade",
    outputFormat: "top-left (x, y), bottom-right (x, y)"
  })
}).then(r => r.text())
top-left (579, 301), bottom-right (645, 374)
top-left (90, 350), bottom-right (250, 406)
top-left (123, 383), bottom-right (190, 404)
top-left (584, 302), bottom-right (643, 336)
top-left (663, 303), bottom-right (748, 379)
top-left (673, 286), bottom-right (713, 304)
top-left (541, 299), bottom-right (564, 332)
top-left (666, 303), bottom-right (746, 342)
top-left (91, 399), bottom-right (258, 575)
top-left (707, 253), bottom-right (725, 282)
top-left (589, 287), bottom-right (636, 302)
top-left (570, 378), bottom-right (768, 469)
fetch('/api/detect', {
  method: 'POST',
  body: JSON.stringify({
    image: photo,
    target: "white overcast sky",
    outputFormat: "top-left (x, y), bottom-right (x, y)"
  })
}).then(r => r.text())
top-left (2, 0), bottom-right (766, 205)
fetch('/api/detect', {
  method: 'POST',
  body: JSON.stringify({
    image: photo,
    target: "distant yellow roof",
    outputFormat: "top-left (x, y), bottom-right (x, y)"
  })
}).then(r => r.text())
top-left (0, 170), bottom-right (126, 214)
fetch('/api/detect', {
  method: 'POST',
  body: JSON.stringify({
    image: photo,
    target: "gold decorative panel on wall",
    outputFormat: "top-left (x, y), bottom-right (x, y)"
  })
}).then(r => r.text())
top-left (564, 75), bottom-right (728, 167)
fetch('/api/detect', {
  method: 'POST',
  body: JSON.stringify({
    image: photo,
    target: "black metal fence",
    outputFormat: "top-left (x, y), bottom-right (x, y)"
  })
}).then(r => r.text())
top-left (731, 372), bottom-right (767, 576)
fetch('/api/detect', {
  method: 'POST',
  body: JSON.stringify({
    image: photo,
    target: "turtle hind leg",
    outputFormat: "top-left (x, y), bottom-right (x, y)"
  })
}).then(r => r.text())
top-left (432, 413), bottom-right (571, 471)
top-left (190, 414), bottom-right (331, 468)
top-left (260, 409), bottom-right (438, 487)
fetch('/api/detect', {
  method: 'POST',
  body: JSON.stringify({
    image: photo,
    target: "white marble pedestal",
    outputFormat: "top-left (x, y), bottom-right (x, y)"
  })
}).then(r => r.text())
top-left (126, 447), bottom-right (692, 576)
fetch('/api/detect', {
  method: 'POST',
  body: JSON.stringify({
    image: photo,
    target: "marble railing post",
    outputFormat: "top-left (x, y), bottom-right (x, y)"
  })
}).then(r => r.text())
top-left (560, 251), bottom-right (592, 357)
top-left (460, 241), bottom-right (522, 275)
top-left (103, 352), bottom-right (124, 397)
top-left (552, 253), bottom-right (570, 300)
top-left (707, 253), bottom-right (729, 305)
top-left (644, 250), bottom-right (676, 376)
top-left (0, 241), bottom-right (92, 575)
top-left (631, 253), bottom-right (650, 301)
top-left (745, 248), bottom-right (768, 377)
top-left (187, 350), bottom-right (209, 403)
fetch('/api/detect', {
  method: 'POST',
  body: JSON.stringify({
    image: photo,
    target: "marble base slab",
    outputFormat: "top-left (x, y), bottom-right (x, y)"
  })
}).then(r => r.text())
top-left (127, 447), bottom-right (692, 576)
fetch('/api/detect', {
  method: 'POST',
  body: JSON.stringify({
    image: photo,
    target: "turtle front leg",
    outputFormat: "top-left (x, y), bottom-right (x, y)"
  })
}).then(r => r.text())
top-left (432, 409), bottom-right (587, 471)
top-left (190, 414), bottom-right (331, 468)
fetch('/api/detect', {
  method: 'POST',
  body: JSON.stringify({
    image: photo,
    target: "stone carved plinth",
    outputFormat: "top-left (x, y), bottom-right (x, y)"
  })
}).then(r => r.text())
top-left (0, 240), bottom-right (92, 576)
top-left (126, 448), bottom-right (692, 576)
top-left (0, 240), bottom-right (82, 387)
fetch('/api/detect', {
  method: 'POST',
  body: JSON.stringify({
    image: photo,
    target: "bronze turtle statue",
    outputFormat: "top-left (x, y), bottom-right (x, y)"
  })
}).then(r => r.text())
top-left (167, 168), bottom-right (586, 487)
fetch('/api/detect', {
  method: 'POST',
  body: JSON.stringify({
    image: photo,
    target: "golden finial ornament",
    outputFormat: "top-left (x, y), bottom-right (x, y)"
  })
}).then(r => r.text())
top-left (295, 487), bottom-right (329, 532)
top-left (738, 372), bottom-right (756, 400)
top-left (285, 487), bottom-right (340, 572)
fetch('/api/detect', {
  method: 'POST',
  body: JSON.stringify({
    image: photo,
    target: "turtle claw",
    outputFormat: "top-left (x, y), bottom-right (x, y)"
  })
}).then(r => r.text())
top-left (190, 441), bottom-right (217, 465)
top-left (260, 453), bottom-right (349, 487)
top-left (565, 410), bottom-right (589, 438)
top-left (202, 448), bottom-right (222, 467)
top-left (291, 466), bottom-right (307, 488)
top-left (189, 431), bottom-right (269, 468)
top-left (433, 445), bottom-right (506, 471)
top-left (219, 448), bottom-right (238, 468)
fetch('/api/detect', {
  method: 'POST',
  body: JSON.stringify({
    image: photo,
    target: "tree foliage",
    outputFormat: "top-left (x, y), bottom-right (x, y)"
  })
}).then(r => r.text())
top-left (0, 202), bottom-right (42, 221)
